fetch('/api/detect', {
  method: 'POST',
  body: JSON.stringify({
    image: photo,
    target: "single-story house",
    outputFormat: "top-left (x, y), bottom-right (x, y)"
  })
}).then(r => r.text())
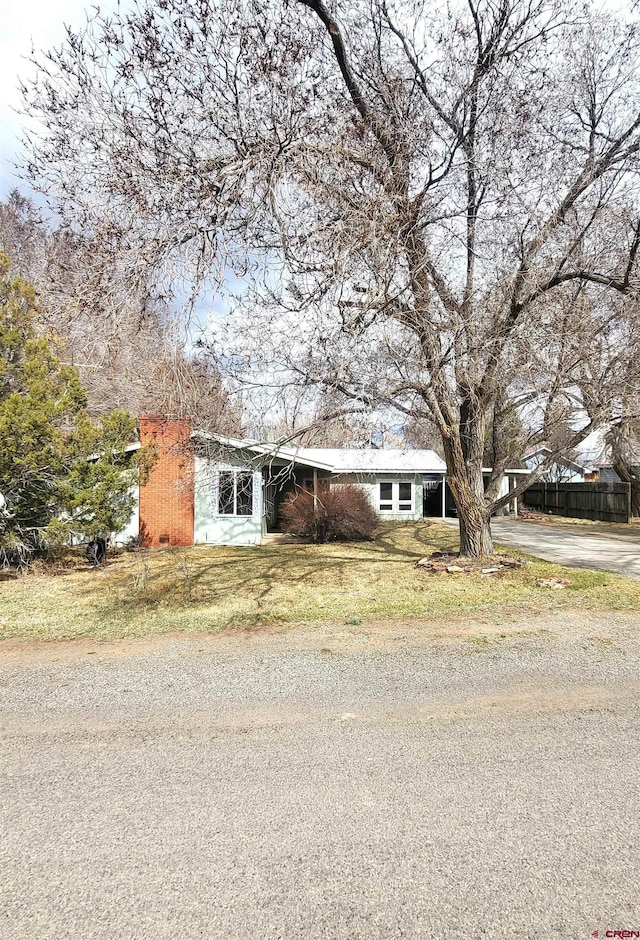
top-left (594, 442), bottom-right (640, 483)
top-left (115, 416), bottom-right (528, 547)
top-left (523, 445), bottom-right (589, 483)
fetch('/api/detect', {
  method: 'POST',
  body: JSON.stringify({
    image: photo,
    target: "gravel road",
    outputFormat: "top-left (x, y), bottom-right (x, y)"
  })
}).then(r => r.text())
top-left (1, 611), bottom-right (639, 939)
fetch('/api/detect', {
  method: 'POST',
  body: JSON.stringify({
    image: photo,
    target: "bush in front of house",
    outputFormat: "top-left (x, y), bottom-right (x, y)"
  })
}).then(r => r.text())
top-left (280, 484), bottom-right (379, 542)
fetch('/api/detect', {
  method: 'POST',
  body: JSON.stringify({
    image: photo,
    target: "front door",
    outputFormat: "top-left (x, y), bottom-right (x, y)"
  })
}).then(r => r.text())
top-left (423, 479), bottom-right (443, 517)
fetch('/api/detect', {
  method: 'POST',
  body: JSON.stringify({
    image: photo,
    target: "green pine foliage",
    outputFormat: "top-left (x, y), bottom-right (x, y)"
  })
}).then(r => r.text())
top-left (0, 252), bottom-right (144, 567)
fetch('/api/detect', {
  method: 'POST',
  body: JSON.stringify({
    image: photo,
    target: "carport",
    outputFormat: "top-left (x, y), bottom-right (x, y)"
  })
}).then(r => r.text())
top-left (423, 468), bottom-right (530, 520)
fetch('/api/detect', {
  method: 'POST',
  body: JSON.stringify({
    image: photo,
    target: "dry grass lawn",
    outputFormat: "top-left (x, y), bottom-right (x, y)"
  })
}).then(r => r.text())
top-left (2, 521), bottom-right (640, 642)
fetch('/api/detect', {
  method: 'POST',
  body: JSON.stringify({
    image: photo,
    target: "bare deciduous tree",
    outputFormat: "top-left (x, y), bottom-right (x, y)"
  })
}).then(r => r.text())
top-left (604, 311), bottom-right (640, 514)
top-left (21, 0), bottom-right (640, 554)
top-left (607, 421), bottom-right (640, 516)
top-left (0, 192), bottom-right (239, 431)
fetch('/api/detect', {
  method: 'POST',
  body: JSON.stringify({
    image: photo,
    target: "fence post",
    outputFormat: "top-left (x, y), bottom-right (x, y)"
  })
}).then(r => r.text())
top-left (627, 482), bottom-right (632, 524)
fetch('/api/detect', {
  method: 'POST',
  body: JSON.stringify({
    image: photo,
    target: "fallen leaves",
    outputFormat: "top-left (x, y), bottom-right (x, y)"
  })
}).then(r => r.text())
top-left (537, 577), bottom-right (572, 589)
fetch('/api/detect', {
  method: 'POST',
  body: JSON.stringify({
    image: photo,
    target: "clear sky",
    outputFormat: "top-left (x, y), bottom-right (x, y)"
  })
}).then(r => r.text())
top-left (0, 0), bottom-right (123, 199)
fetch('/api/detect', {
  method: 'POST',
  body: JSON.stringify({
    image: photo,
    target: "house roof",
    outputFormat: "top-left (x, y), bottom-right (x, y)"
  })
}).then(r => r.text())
top-left (291, 447), bottom-right (447, 474)
top-left (191, 432), bottom-right (336, 470)
top-left (191, 431), bottom-right (537, 475)
top-left (191, 432), bottom-right (446, 473)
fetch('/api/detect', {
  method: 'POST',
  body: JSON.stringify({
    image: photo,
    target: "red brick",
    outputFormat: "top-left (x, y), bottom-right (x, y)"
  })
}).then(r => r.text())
top-left (139, 415), bottom-right (194, 547)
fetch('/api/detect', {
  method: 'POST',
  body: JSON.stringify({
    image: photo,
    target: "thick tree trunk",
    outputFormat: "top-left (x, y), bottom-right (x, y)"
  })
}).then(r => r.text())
top-left (458, 510), bottom-right (494, 556)
top-left (448, 473), bottom-right (494, 556)
top-left (442, 396), bottom-right (495, 557)
top-left (445, 466), bottom-right (495, 557)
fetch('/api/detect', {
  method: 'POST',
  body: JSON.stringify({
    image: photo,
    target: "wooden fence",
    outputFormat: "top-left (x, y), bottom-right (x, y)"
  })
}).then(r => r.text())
top-left (522, 481), bottom-right (632, 524)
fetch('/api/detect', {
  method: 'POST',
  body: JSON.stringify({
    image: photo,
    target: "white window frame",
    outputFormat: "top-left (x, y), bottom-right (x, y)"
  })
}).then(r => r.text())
top-left (214, 469), bottom-right (255, 517)
top-left (378, 480), bottom-right (414, 514)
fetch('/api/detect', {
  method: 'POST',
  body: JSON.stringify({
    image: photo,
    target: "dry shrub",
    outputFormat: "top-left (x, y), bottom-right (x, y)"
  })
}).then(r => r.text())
top-left (280, 484), bottom-right (378, 542)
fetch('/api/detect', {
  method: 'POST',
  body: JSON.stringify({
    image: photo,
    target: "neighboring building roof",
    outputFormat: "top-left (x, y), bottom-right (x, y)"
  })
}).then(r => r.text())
top-left (596, 442), bottom-right (640, 469)
top-left (528, 440), bottom-right (640, 473)
top-left (574, 429), bottom-right (640, 471)
top-left (523, 445), bottom-right (586, 473)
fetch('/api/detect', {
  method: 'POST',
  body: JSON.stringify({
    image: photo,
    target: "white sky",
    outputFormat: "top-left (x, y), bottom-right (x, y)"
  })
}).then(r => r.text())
top-left (0, 0), bottom-right (123, 198)
top-left (0, 0), bottom-right (625, 200)
top-left (0, 0), bottom-right (235, 325)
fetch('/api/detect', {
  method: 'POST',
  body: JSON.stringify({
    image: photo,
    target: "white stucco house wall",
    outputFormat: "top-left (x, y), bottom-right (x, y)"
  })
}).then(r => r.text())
top-left (191, 436), bottom-right (449, 545)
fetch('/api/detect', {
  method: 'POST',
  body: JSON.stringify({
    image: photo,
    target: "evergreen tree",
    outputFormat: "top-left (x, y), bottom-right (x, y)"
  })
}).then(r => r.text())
top-left (0, 252), bottom-right (143, 567)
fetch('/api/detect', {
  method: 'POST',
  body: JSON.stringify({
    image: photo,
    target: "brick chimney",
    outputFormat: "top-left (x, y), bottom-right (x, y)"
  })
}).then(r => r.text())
top-left (138, 415), bottom-right (195, 547)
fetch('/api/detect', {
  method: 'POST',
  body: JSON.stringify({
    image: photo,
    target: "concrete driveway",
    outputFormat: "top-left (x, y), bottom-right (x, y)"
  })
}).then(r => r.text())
top-left (447, 518), bottom-right (640, 579)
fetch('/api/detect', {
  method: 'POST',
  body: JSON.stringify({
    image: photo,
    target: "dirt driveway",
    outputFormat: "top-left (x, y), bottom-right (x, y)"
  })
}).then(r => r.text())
top-left (445, 517), bottom-right (640, 579)
top-left (1, 612), bottom-right (639, 939)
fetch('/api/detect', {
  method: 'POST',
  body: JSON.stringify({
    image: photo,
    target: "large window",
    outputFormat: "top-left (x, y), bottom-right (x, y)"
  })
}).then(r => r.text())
top-left (379, 482), bottom-right (393, 511)
top-left (379, 481), bottom-right (414, 513)
top-left (216, 470), bottom-right (254, 516)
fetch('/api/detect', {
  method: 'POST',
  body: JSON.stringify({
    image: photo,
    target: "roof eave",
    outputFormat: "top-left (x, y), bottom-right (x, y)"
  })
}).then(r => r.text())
top-left (190, 431), bottom-right (336, 471)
